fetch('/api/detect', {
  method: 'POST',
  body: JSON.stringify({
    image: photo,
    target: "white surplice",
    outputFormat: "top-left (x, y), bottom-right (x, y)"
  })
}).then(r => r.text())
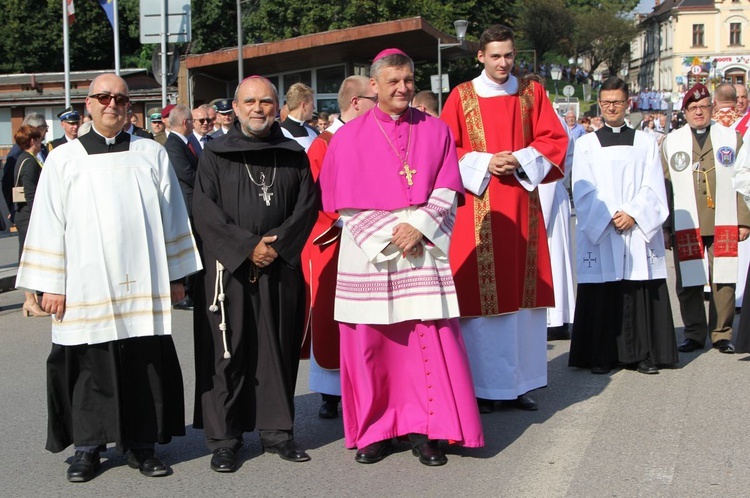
top-left (573, 127), bottom-right (669, 283)
top-left (16, 137), bottom-right (202, 346)
top-left (334, 189), bottom-right (459, 325)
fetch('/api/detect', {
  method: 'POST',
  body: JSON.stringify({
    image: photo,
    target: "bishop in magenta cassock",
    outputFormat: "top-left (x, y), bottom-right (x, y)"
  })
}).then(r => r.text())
top-left (319, 49), bottom-right (483, 467)
top-left (440, 25), bottom-right (568, 413)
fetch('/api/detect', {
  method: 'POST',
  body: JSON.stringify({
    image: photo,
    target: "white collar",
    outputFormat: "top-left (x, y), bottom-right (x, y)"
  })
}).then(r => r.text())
top-left (171, 131), bottom-right (188, 143)
top-left (473, 70), bottom-right (518, 98)
top-left (92, 125), bottom-right (119, 145)
top-left (605, 123), bottom-right (626, 133)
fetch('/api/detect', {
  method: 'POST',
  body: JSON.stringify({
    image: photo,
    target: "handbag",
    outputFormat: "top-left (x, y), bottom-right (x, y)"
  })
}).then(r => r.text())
top-left (12, 158), bottom-right (30, 204)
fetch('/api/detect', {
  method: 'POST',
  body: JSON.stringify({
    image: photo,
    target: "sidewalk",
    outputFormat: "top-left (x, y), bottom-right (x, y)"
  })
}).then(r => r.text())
top-left (0, 229), bottom-right (18, 293)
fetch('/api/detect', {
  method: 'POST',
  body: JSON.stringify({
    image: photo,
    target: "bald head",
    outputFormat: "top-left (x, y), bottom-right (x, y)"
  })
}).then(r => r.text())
top-left (233, 76), bottom-right (279, 138)
top-left (86, 73), bottom-right (130, 137)
top-left (735, 84), bottom-right (749, 114)
top-left (713, 82), bottom-right (737, 110)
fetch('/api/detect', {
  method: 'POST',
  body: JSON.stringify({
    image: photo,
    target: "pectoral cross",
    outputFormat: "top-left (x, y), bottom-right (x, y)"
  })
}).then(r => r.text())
top-left (399, 162), bottom-right (416, 186)
top-left (259, 185), bottom-right (273, 206)
top-left (584, 252), bottom-right (597, 268)
top-left (648, 249), bottom-right (658, 266)
top-left (119, 273), bottom-right (136, 291)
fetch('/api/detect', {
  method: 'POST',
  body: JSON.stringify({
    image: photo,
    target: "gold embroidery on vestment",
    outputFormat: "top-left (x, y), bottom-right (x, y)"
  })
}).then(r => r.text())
top-left (458, 82), bottom-right (498, 316)
top-left (518, 79), bottom-right (539, 308)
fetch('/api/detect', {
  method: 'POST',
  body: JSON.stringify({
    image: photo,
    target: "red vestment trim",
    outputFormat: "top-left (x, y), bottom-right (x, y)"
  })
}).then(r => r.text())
top-left (714, 225), bottom-right (739, 258)
top-left (675, 228), bottom-right (704, 261)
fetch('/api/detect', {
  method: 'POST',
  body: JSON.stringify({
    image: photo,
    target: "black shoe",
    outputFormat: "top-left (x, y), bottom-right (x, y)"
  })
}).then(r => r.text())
top-left (636, 358), bottom-right (659, 375)
top-left (67, 450), bottom-right (100, 483)
top-left (173, 297), bottom-right (194, 311)
top-left (127, 449), bottom-right (168, 477)
top-left (318, 400), bottom-right (339, 419)
top-left (264, 440), bottom-right (310, 462)
top-left (411, 439), bottom-right (447, 467)
top-left (504, 394), bottom-right (538, 411)
top-left (677, 338), bottom-right (704, 352)
top-left (477, 397), bottom-right (494, 414)
top-left (591, 365), bottom-right (612, 375)
top-left (210, 447), bottom-right (238, 473)
top-left (713, 339), bottom-right (735, 354)
top-left (354, 440), bottom-right (393, 464)
top-left (547, 324), bottom-right (571, 341)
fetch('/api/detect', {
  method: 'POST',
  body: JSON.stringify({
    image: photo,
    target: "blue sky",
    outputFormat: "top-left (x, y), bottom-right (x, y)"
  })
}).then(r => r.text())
top-left (635, 0), bottom-right (655, 14)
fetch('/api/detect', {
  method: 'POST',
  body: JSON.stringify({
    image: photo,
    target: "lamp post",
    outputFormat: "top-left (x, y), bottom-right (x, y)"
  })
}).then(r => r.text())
top-left (437, 20), bottom-right (469, 115)
top-left (550, 66), bottom-right (562, 102)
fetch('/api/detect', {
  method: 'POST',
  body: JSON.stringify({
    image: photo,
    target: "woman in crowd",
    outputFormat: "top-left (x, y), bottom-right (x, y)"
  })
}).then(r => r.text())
top-left (13, 124), bottom-right (49, 317)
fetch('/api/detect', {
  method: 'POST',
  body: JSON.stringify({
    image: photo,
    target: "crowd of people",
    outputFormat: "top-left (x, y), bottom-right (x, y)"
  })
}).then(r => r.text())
top-left (4, 23), bottom-right (750, 484)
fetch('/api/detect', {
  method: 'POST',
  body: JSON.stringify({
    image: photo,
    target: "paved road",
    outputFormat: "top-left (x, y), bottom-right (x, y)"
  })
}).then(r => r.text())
top-left (1, 225), bottom-right (749, 496)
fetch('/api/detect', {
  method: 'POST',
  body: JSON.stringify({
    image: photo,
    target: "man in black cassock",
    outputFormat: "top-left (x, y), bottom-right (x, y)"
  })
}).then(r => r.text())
top-left (192, 75), bottom-right (319, 473)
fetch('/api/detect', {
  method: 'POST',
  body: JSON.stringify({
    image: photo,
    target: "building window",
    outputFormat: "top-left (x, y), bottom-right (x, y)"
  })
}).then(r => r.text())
top-left (692, 24), bottom-right (704, 47)
top-left (731, 23), bottom-right (742, 46)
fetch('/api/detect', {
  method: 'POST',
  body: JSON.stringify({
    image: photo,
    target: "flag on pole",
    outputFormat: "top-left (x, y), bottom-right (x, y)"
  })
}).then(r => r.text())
top-left (97, 0), bottom-right (115, 29)
top-left (67, 0), bottom-right (75, 24)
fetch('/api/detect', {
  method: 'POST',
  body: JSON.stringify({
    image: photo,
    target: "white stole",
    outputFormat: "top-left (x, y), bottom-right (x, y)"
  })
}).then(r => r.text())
top-left (665, 124), bottom-right (739, 285)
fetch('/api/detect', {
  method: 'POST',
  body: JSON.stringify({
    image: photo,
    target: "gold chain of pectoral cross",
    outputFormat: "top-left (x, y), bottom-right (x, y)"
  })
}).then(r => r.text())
top-left (372, 108), bottom-right (416, 186)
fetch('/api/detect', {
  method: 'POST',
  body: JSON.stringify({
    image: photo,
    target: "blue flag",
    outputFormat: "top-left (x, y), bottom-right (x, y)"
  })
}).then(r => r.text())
top-left (97, 0), bottom-right (115, 29)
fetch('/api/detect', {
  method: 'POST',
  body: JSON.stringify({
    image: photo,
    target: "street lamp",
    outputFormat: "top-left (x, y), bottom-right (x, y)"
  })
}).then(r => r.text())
top-left (437, 20), bottom-right (469, 115)
top-left (550, 66), bottom-right (562, 102)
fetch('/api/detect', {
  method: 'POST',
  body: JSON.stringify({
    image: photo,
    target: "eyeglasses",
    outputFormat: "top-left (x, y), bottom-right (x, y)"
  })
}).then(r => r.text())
top-left (89, 93), bottom-right (130, 107)
top-left (196, 118), bottom-right (215, 124)
top-left (599, 100), bottom-right (626, 108)
top-left (685, 104), bottom-right (712, 113)
top-left (357, 95), bottom-right (378, 103)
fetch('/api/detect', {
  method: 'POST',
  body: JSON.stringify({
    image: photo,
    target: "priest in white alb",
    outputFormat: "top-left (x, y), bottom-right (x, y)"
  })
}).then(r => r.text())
top-left (568, 77), bottom-right (678, 375)
top-left (15, 74), bottom-right (202, 483)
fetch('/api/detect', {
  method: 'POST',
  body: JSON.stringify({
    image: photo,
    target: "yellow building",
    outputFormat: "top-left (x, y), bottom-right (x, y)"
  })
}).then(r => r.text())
top-left (631, 0), bottom-right (750, 92)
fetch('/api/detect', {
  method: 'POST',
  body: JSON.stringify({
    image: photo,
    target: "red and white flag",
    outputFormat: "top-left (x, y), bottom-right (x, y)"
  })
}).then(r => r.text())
top-left (67, 0), bottom-right (75, 24)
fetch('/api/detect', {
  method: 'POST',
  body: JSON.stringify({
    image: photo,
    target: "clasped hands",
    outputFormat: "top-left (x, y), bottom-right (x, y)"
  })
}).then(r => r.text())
top-left (488, 151), bottom-right (520, 177)
top-left (392, 223), bottom-right (424, 258)
top-left (612, 211), bottom-right (635, 234)
top-left (252, 235), bottom-right (278, 268)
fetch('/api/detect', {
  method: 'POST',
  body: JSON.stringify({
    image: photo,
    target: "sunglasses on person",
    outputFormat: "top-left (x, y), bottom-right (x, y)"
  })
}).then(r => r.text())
top-left (195, 118), bottom-right (215, 124)
top-left (88, 93), bottom-right (130, 107)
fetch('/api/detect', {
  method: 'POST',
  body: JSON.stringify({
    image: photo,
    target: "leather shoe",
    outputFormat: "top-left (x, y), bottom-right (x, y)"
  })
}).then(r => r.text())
top-left (677, 338), bottom-right (704, 352)
top-left (264, 440), bottom-right (310, 462)
top-left (591, 365), bottom-right (612, 375)
top-left (127, 449), bottom-right (168, 477)
top-left (504, 394), bottom-right (538, 411)
top-left (636, 358), bottom-right (659, 375)
top-left (547, 324), bottom-right (570, 341)
top-left (354, 439), bottom-right (393, 464)
top-left (318, 400), bottom-right (338, 419)
top-left (173, 296), bottom-right (194, 311)
top-left (477, 397), bottom-right (494, 414)
top-left (210, 447), bottom-right (238, 473)
top-left (713, 339), bottom-right (735, 354)
top-left (411, 439), bottom-right (447, 466)
top-left (67, 450), bottom-right (100, 483)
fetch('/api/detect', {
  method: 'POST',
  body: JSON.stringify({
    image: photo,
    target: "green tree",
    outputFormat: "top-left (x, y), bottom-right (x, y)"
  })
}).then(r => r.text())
top-left (516, 0), bottom-right (575, 63)
top-left (574, 9), bottom-right (638, 75)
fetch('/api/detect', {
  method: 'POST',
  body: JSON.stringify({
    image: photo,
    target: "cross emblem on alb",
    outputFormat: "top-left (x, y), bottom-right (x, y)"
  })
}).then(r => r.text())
top-left (399, 163), bottom-right (416, 186)
top-left (584, 252), bottom-right (597, 268)
top-left (119, 273), bottom-right (136, 291)
top-left (259, 185), bottom-right (273, 206)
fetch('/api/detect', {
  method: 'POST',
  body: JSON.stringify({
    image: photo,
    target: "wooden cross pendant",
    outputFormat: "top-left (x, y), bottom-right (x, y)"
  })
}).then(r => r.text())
top-left (399, 162), bottom-right (416, 186)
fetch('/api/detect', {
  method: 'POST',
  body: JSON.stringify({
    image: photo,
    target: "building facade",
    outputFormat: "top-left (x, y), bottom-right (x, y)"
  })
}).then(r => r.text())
top-left (631, 0), bottom-right (750, 92)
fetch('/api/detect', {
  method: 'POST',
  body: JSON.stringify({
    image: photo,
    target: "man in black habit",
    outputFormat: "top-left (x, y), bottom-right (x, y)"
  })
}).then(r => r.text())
top-left (192, 75), bottom-right (319, 472)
